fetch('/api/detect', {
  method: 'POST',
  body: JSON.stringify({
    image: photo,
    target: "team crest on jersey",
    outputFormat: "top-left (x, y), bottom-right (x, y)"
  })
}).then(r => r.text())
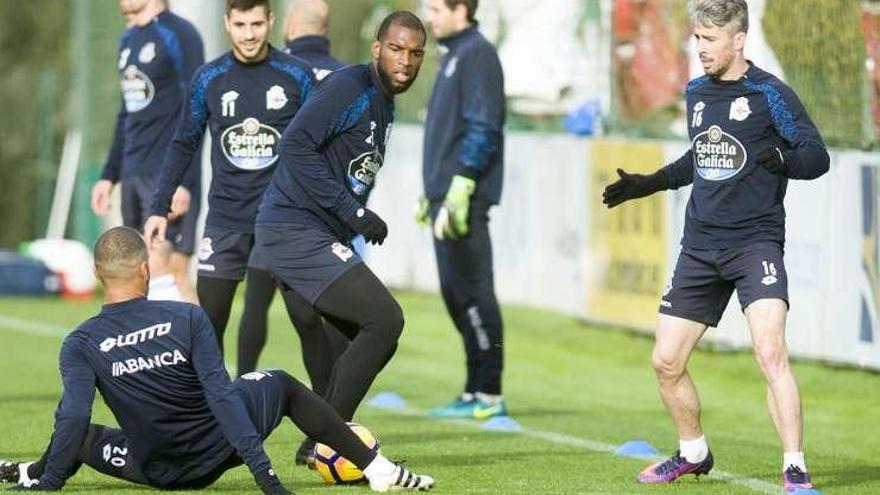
top-left (266, 85), bottom-right (288, 110)
top-left (118, 48), bottom-right (131, 70)
top-left (347, 151), bottom-right (383, 196)
top-left (692, 125), bottom-right (748, 181)
top-left (444, 56), bottom-right (458, 78)
top-left (121, 65), bottom-right (155, 113)
top-left (331, 242), bottom-right (354, 262)
top-left (221, 117), bottom-right (281, 170)
top-left (138, 42), bottom-right (157, 64)
top-left (729, 96), bottom-right (751, 122)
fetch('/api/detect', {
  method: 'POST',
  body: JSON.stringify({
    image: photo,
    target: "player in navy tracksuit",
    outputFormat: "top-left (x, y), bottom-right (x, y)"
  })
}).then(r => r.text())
top-left (602, 2), bottom-right (827, 492)
top-left (421, 0), bottom-right (507, 420)
top-left (90, 0), bottom-right (203, 302)
top-left (252, 12), bottom-right (426, 431)
top-left (282, 0), bottom-right (345, 81)
top-left (0, 227), bottom-right (434, 493)
top-left (144, 0), bottom-right (341, 401)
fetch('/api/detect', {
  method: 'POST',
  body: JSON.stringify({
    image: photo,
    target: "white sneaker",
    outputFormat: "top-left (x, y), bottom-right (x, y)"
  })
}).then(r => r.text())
top-left (368, 464), bottom-right (434, 492)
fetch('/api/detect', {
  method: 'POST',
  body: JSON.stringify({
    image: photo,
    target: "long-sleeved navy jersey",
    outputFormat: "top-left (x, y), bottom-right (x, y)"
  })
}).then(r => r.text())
top-left (660, 63), bottom-right (829, 249)
top-left (37, 298), bottom-right (271, 490)
top-left (101, 10), bottom-right (203, 194)
top-left (257, 63), bottom-right (395, 241)
top-left (151, 47), bottom-right (314, 233)
top-left (423, 25), bottom-right (505, 204)
top-left (284, 35), bottom-right (345, 81)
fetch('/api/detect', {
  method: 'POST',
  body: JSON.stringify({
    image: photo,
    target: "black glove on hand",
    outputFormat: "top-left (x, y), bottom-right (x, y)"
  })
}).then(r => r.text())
top-left (756, 146), bottom-right (787, 176)
top-left (348, 208), bottom-right (388, 245)
top-left (254, 469), bottom-right (291, 495)
top-left (602, 168), bottom-right (667, 208)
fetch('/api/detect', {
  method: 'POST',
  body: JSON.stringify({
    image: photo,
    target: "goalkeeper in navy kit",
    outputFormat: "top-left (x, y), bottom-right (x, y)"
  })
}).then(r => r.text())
top-left (603, 1), bottom-right (828, 492)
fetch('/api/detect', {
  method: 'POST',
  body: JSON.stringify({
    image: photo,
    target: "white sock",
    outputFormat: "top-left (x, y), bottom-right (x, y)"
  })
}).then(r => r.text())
top-left (363, 454), bottom-right (396, 480)
top-left (18, 462), bottom-right (34, 485)
top-left (475, 392), bottom-right (502, 405)
top-left (783, 452), bottom-right (807, 472)
top-left (460, 392), bottom-right (475, 402)
top-left (679, 435), bottom-right (708, 463)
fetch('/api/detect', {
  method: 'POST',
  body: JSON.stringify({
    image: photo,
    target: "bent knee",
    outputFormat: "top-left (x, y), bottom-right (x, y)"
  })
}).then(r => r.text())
top-left (651, 350), bottom-right (686, 379)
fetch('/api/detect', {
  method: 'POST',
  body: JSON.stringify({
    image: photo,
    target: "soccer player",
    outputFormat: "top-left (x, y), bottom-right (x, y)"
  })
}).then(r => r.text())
top-left (144, 0), bottom-right (340, 396)
top-left (90, 0), bottom-right (203, 303)
top-left (251, 9), bottom-right (426, 452)
top-left (602, 1), bottom-right (828, 492)
top-left (282, 0), bottom-right (344, 80)
top-left (420, 0), bottom-right (507, 419)
top-left (0, 227), bottom-right (434, 493)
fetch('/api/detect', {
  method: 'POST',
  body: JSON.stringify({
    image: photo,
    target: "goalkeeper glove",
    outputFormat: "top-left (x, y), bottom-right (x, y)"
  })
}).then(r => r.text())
top-left (602, 168), bottom-right (667, 208)
top-left (756, 146), bottom-right (788, 176)
top-left (433, 175), bottom-right (476, 240)
top-left (414, 196), bottom-right (431, 228)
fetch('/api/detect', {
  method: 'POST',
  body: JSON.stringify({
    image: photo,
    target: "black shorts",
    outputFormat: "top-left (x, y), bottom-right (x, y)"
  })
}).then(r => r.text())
top-left (252, 223), bottom-right (362, 304)
top-left (659, 242), bottom-right (789, 327)
top-left (82, 370), bottom-right (289, 490)
top-left (120, 175), bottom-right (199, 255)
top-left (197, 226), bottom-right (256, 281)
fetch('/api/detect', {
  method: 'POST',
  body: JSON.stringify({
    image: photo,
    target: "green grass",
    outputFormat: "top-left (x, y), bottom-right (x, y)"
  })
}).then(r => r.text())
top-left (0, 292), bottom-right (878, 494)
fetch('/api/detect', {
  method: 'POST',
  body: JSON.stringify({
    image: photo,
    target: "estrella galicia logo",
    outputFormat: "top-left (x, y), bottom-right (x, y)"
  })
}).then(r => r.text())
top-left (347, 151), bottom-right (383, 196)
top-left (121, 65), bottom-right (155, 113)
top-left (220, 117), bottom-right (281, 170)
top-left (692, 125), bottom-right (748, 181)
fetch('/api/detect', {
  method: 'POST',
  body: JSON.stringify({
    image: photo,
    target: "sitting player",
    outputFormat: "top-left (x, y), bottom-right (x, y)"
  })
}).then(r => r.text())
top-left (0, 227), bottom-right (434, 493)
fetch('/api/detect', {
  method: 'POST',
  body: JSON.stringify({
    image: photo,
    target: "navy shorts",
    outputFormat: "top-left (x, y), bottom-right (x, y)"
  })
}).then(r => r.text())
top-left (252, 223), bottom-right (362, 304)
top-left (85, 370), bottom-right (290, 490)
top-left (659, 242), bottom-right (789, 327)
top-left (196, 226), bottom-right (256, 281)
top-left (120, 175), bottom-right (199, 255)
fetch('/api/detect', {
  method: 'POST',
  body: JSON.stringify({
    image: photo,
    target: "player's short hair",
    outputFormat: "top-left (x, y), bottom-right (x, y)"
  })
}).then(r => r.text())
top-left (376, 11), bottom-right (426, 43)
top-left (94, 226), bottom-right (148, 282)
top-left (226, 0), bottom-right (271, 14)
top-left (443, 0), bottom-right (478, 23)
top-left (689, 0), bottom-right (749, 34)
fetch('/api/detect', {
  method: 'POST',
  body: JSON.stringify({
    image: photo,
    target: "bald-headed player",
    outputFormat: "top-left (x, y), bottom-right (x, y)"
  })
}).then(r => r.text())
top-left (0, 227), bottom-right (434, 493)
top-left (283, 0), bottom-right (344, 81)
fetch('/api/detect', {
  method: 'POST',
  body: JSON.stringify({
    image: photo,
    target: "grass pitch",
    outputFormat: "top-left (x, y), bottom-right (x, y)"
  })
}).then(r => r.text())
top-left (0, 291), bottom-right (878, 494)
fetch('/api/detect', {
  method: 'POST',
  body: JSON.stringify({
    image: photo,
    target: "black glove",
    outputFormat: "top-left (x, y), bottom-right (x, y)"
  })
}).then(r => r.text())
top-left (347, 208), bottom-right (388, 245)
top-left (602, 168), bottom-right (667, 208)
top-left (756, 146), bottom-right (787, 175)
top-left (254, 469), bottom-right (291, 495)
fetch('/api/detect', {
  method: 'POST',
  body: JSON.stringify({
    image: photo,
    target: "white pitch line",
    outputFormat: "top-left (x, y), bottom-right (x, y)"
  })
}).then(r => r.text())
top-left (382, 406), bottom-right (779, 495)
top-left (0, 315), bottom-right (69, 337)
top-left (0, 314), bottom-right (779, 494)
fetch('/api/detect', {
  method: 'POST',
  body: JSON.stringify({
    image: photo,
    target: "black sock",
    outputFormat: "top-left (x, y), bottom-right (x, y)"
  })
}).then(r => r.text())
top-left (236, 268), bottom-right (277, 376)
top-left (276, 371), bottom-right (376, 468)
top-left (196, 276), bottom-right (239, 354)
top-left (315, 264), bottom-right (403, 420)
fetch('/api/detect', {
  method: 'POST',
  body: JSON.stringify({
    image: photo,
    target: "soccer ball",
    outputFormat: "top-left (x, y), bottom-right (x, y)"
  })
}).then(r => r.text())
top-left (313, 422), bottom-right (381, 484)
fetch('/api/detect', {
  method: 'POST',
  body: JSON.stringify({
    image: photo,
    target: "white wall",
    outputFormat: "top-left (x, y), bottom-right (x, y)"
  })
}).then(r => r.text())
top-left (368, 124), bottom-right (880, 370)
